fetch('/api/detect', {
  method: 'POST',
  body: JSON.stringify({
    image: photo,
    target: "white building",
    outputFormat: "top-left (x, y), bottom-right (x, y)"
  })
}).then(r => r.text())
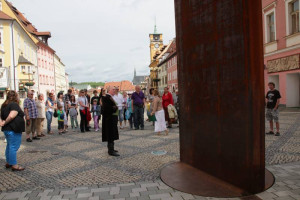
top-left (54, 54), bottom-right (67, 93)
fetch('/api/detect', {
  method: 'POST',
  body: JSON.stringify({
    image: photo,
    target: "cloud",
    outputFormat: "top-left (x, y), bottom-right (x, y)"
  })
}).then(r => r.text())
top-left (10, 0), bottom-right (175, 82)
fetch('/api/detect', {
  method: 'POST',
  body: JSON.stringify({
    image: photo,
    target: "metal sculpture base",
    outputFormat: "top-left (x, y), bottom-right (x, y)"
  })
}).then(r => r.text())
top-left (160, 162), bottom-right (275, 198)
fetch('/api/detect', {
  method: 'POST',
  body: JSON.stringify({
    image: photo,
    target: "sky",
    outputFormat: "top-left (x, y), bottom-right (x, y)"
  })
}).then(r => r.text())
top-left (9, 0), bottom-right (176, 83)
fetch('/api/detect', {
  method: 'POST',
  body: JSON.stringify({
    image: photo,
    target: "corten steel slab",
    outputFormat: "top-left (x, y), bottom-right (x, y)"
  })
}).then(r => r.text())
top-left (160, 162), bottom-right (275, 198)
top-left (163, 0), bottom-right (273, 196)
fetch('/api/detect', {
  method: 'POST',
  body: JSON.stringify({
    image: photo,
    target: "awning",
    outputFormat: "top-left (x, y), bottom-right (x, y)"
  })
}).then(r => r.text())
top-left (0, 87), bottom-right (6, 91)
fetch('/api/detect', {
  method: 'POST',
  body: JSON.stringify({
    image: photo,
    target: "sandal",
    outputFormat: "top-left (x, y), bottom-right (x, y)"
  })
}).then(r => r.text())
top-left (26, 138), bottom-right (32, 142)
top-left (11, 166), bottom-right (25, 171)
top-left (5, 164), bottom-right (11, 168)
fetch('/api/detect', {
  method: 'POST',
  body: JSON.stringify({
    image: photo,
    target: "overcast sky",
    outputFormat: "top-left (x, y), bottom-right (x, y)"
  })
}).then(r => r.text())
top-left (10, 0), bottom-right (176, 83)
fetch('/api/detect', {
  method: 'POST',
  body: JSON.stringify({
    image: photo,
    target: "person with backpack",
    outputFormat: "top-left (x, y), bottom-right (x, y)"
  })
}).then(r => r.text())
top-left (69, 95), bottom-right (79, 131)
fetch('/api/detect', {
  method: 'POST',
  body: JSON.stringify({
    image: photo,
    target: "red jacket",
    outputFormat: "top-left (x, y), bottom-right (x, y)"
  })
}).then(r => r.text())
top-left (162, 92), bottom-right (174, 108)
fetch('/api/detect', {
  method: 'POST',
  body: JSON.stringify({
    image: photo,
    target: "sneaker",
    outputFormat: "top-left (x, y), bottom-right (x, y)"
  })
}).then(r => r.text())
top-left (32, 137), bottom-right (40, 140)
top-left (266, 131), bottom-right (274, 135)
top-left (95, 129), bottom-right (99, 132)
top-left (275, 132), bottom-right (280, 136)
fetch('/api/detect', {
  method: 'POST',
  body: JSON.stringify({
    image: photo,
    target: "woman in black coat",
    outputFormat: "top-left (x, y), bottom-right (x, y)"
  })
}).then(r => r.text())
top-left (102, 87), bottom-right (120, 156)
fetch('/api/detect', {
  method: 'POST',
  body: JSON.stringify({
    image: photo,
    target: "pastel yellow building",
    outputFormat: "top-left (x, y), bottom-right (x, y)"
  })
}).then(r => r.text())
top-left (149, 25), bottom-right (164, 88)
top-left (0, 1), bottom-right (38, 102)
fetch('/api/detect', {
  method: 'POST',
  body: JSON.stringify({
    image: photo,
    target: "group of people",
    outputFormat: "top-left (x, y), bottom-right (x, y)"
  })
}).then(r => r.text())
top-left (0, 85), bottom-right (179, 171)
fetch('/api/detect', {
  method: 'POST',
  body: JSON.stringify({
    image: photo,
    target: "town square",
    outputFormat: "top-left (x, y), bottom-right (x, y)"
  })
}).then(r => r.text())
top-left (0, 0), bottom-right (299, 200)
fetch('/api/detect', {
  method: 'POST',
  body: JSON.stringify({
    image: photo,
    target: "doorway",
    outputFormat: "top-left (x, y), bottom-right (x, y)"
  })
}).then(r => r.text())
top-left (286, 73), bottom-right (300, 107)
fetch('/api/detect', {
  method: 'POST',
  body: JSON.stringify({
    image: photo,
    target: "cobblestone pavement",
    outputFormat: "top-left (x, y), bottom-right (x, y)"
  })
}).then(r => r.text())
top-left (0, 110), bottom-right (299, 199)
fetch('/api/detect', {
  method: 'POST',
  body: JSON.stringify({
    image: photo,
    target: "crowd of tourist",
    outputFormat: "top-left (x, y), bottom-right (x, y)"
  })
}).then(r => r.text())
top-left (0, 81), bottom-right (282, 171)
top-left (0, 86), bottom-right (179, 171)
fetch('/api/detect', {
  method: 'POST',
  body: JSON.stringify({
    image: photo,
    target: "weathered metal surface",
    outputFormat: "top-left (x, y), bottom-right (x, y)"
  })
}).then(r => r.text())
top-left (164, 0), bottom-right (270, 195)
top-left (160, 162), bottom-right (275, 198)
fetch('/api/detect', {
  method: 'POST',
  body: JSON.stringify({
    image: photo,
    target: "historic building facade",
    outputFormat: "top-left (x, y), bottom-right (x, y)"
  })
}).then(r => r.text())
top-left (166, 39), bottom-right (178, 92)
top-left (263, 0), bottom-right (300, 107)
top-left (149, 25), bottom-right (164, 88)
top-left (54, 54), bottom-right (67, 93)
top-left (37, 42), bottom-right (55, 97)
top-left (0, 2), bottom-right (38, 101)
top-left (0, 0), bottom-right (68, 100)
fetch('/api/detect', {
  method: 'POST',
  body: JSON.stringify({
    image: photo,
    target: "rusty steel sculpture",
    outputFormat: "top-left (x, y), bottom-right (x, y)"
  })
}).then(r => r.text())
top-left (160, 0), bottom-right (275, 197)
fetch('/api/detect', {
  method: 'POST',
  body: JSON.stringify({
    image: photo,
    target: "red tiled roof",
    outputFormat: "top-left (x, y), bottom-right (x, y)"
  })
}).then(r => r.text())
top-left (0, 11), bottom-right (13, 20)
top-left (6, 1), bottom-right (51, 37)
top-left (104, 81), bottom-right (135, 92)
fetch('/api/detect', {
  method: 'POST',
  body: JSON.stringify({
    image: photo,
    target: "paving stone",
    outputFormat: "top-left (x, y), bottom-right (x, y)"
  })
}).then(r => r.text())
top-left (114, 193), bottom-right (130, 198)
top-left (132, 188), bottom-right (147, 193)
top-left (76, 189), bottom-right (92, 194)
top-left (149, 193), bottom-right (172, 199)
top-left (256, 192), bottom-right (278, 199)
top-left (129, 193), bottom-right (141, 197)
top-left (140, 191), bottom-right (157, 196)
top-left (78, 193), bottom-right (93, 198)
top-left (274, 196), bottom-right (296, 200)
top-left (91, 188), bottom-right (110, 193)
top-left (62, 194), bottom-right (77, 199)
top-left (60, 190), bottom-right (75, 195)
top-left (137, 197), bottom-right (150, 200)
top-left (126, 198), bottom-right (138, 200)
top-left (89, 197), bottom-right (100, 200)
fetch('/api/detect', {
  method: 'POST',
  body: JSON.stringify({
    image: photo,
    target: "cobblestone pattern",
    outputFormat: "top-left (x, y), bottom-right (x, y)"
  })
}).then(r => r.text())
top-left (265, 112), bottom-right (300, 165)
top-left (0, 161), bottom-right (300, 200)
top-left (0, 110), bottom-right (299, 196)
top-left (0, 122), bottom-right (179, 192)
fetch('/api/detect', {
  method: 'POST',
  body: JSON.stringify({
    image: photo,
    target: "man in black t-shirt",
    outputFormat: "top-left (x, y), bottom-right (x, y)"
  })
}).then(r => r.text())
top-left (266, 82), bottom-right (281, 136)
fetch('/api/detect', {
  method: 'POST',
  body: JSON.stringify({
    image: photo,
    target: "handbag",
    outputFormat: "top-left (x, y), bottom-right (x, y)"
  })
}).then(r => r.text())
top-left (53, 109), bottom-right (58, 118)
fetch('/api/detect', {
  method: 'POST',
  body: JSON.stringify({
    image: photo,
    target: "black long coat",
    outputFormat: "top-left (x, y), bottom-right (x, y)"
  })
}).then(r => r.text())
top-left (102, 94), bottom-right (119, 142)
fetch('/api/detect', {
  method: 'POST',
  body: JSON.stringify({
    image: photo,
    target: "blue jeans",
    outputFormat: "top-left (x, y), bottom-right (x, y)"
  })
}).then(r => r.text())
top-left (4, 131), bottom-right (22, 165)
top-left (134, 105), bottom-right (144, 129)
top-left (46, 111), bottom-right (53, 132)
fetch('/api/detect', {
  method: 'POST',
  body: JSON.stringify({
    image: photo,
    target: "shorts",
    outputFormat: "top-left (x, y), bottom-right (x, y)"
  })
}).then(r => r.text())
top-left (58, 121), bottom-right (64, 130)
top-left (266, 109), bottom-right (279, 123)
top-left (26, 118), bottom-right (37, 134)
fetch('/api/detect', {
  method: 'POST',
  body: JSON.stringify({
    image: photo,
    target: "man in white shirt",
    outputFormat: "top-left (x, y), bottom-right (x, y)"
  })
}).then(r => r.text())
top-left (113, 87), bottom-right (125, 129)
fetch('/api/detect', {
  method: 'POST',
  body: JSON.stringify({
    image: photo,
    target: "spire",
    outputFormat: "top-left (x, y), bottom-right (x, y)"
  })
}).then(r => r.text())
top-left (134, 68), bottom-right (136, 77)
top-left (154, 17), bottom-right (157, 34)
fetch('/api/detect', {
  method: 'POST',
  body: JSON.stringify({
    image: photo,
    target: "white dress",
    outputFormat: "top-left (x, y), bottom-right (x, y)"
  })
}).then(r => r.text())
top-left (155, 109), bottom-right (167, 132)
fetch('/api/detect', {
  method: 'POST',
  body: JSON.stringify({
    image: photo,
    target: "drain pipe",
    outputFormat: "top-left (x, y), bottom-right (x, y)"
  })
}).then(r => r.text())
top-left (10, 20), bottom-right (16, 90)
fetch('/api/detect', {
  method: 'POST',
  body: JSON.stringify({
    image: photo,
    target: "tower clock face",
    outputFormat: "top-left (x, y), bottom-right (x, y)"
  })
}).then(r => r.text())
top-left (155, 44), bottom-right (159, 49)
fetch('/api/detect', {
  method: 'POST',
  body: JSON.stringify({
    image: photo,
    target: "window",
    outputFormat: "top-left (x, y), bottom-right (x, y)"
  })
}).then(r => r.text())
top-left (267, 13), bottom-right (275, 42)
top-left (0, 91), bottom-right (4, 99)
top-left (291, 0), bottom-right (300, 34)
top-left (0, 58), bottom-right (3, 67)
top-left (21, 66), bottom-right (25, 72)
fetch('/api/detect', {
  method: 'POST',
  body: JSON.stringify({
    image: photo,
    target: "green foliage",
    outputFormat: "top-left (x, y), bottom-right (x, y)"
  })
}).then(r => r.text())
top-left (72, 82), bottom-right (105, 88)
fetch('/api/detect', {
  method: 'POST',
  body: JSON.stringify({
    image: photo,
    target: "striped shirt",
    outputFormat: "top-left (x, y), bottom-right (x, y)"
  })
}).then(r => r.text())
top-left (23, 98), bottom-right (38, 119)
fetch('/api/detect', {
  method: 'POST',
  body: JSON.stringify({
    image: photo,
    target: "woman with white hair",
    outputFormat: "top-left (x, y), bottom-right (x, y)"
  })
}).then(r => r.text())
top-left (36, 94), bottom-right (46, 137)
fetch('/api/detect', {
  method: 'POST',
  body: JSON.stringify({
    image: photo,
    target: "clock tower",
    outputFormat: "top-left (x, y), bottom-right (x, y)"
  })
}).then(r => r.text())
top-left (149, 24), bottom-right (163, 62)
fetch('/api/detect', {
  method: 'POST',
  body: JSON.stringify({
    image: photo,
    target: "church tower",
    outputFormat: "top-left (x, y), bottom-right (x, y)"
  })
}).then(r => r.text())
top-left (149, 23), bottom-right (163, 62)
